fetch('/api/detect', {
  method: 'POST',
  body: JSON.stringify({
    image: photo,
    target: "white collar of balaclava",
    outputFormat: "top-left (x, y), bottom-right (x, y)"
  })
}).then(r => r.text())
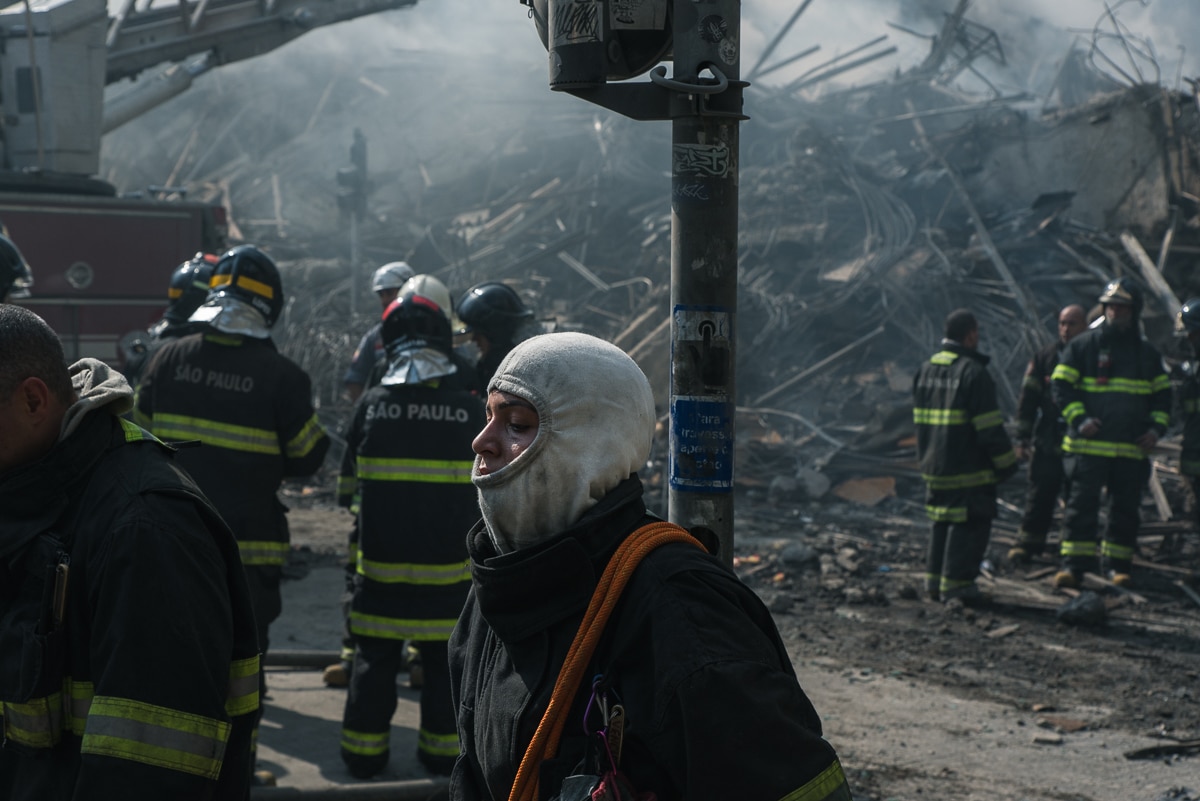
top-left (473, 332), bottom-right (656, 554)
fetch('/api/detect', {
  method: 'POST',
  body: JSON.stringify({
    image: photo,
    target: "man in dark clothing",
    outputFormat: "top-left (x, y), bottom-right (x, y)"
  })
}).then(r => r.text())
top-left (1009, 304), bottom-right (1088, 564)
top-left (133, 245), bottom-right (329, 783)
top-left (1178, 299), bottom-right (1200, 532)
top-left (121, 252), bottom-right (218, 387)
top-left (0, 305), bottom-right (259, 801)
top-left (913, 309), bottom-right (1018, 604)
top-left (342, 261), bottom-right (415, 403)
top-left (338, 294), bottom-right (483, 778)
top-left (455, 281), bottom-right (540, 392)
top-left (450, 332), bottom-right (850, 801)
top-left (1051, 278), bottom-right (1170, 588)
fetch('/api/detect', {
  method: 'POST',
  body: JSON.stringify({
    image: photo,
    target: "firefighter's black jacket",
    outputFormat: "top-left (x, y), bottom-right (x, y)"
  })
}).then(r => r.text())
top-left (0, 380), bottom-right (258, 800)
top-left (912, 342), bottom-right (1017, 505)
top-left (1051, 322), bottom-right (1170, 460)
top-left (338, 365), bottom-right (484, 641)
top-left (448, 478), bottom-right (850, 801)
top-left (1016, 340), bottom-right (1067, 447)
top-left (134, 331), bottom-right (330, 568)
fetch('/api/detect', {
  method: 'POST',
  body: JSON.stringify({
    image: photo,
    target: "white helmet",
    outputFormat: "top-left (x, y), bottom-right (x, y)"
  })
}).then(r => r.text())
top-left (398, 274), bottom-right (464, 333)
top-left (371, 261), bottom-right (415, 293)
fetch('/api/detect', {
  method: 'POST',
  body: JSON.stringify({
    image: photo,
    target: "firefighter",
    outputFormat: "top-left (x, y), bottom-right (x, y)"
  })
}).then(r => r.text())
top-left (0, 305), bottom-right (259, 800)
top-left (1176, 299), bottom-right (1200, 535)
top-left (0, 233), bottom-right (32, 302)
top-left (338, 293), bottom-right (483, 779)
top-left (913, 309), bottom-right (1018, 604)
top-left (323, 272), bottom-right (462, 691)
top-left (450, 332), bottom-right (850, 801)
top-left (133, 244), bottom-right (330, 783)
top-left (1008, 304), bottom-right (1088, 564)
top-left (1051, 278), bottom-right (1170, 588)
top-left (343, 261), bottom-right (415, 403)
top-left (455, 281), bottom-right (540, 391)
top-left (121, 252), bottom-right (219, 386)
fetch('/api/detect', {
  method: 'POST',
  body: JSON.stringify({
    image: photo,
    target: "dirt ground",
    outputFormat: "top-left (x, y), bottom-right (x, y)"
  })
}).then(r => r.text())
top-left (279, 475), bottom-right (1200, 801)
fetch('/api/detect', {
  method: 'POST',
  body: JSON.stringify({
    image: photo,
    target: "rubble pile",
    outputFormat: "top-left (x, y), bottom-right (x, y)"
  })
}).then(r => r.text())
top-left (104, 4), bottom-right (1200, 591)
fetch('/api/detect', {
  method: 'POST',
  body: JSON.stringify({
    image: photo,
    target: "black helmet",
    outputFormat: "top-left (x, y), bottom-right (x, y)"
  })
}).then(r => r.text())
top-left (381, 294), bottom-right (452, 356)
top-left (456, 281), bottom-right (532, 342)
top-left (0, 234), bottom-right (33, 300)
top-left (1097, 277), bottom-right (1143, 317)
top-left (207, 245), bottom-right (284, 327)
top-left (1177, 298), bottom-right (1200, 335)
top-left (164, 252), bottom-right (219, 323)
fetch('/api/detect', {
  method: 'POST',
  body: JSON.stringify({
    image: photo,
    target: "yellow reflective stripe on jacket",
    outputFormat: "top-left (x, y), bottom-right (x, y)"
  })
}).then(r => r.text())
top-left (924, 504), bottom-right (967, 523)
top-left (971, 410), bottom-right (1004, 431)
top-left (150, 413), bottom-right (280, 455)
top-left (992, 449), bottom-right (1017, 470)
top-left (226, 656), bottom-right (260, 718)
top-left (1151, 374), bottom-right (1171, 392)
top-left (1061, 436), bottom-right (1146, 460)
top-left (349, 611), bottom-right (459, 641)
top-left (1151, 410), bottom-right (1170, 427)
top-left (418, 727), bottom-right (460, 757)
top-left (922, 470), bottom-right (996, 490)
top-left (2, 693), bottom-right (63, 748)
top-left (341, 727), bottom-right (388, 756)
top-left (1051, 363), bottom-right (1080, 385)
top-left (1079, 377), bottom-right (1159, 395)
top-left (238, 540), bottom-right (289, 566)
top-left (119, 418), bottom-right (160, 444)
top-left (132, 407), bottom-right (153, 429)
top-left (357, 556), bottom-right (471, 585)
top-left (776, 760), bottom-right (852, 801)
top-left (913, 408), bottom-right (967, 426)
top-left (337, 475), bottom-right (357, 498)
top-left (1100, 541), bottom-right (1134, 560)
top-left (1061, 401), bottom-right (1086, 423)
top-left (929, 350), bottom-right (959, 366)
top-left (357, 457), bottom-right (474, 484)
top-left (65, 679), bottom-right (94, 737)
top-left (286, 414), bottom-right (326, 459)
top-left (81, 696), bottom-right (230, 780)
top-left (1059, 539), bottom-right (1096, 557)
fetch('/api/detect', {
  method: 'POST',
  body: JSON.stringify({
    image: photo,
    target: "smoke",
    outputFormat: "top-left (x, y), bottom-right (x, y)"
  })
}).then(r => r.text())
top-left (741, 0), bottom-right (1200, 90)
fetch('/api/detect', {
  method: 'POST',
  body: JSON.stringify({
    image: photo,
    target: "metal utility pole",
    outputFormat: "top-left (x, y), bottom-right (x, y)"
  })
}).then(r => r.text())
top-left (666, 4), bottom-right (740, 562)
top-left (522, 0), bottom-right (745, 562)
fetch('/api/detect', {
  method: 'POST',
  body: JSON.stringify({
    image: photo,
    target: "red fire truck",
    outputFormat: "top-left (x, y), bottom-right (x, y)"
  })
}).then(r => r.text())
top-left (5, 0), bottom-right (418, 362)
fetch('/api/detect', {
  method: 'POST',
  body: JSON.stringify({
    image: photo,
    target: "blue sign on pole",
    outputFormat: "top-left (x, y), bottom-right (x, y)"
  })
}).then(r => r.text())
top-left (670, 395), bottom-right (733, 491)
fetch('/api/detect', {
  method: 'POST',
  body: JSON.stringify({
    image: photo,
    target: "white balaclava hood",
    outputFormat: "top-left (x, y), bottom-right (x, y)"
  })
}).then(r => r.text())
top-left (474, 332), bottom-right (656, 554)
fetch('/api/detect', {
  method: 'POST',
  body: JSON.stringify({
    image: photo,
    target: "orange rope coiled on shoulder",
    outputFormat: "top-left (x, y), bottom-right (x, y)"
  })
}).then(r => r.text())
top-left (507, 521), bottom-right (701, 801)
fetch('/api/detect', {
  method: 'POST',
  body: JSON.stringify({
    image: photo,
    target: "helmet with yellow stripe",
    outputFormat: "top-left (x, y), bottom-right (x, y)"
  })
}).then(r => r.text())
top-left (206, 245), bottom-right (284, 328)
top-left (164, 252), bottom-right (219, 323)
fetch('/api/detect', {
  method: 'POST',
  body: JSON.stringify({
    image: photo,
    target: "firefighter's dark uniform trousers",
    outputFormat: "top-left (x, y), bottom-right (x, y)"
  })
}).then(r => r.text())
top-left (913, 344), bottom-right (1017, 600)
top-left (1051, 323), bottom-right (1169, 576)
top-left (1015, 341), bottom-right (1071, 556)
top-left (337, 370), bottom-right (483, 777)
top-left (134, 331), bottom-right (330, 751)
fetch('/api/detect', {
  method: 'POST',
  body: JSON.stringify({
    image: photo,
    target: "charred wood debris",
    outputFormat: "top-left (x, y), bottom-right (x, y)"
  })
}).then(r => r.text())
top-left (109, 2), bottom-right (1200, 615)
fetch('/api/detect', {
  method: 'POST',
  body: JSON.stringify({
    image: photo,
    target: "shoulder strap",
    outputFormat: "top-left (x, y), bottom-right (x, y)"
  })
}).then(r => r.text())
top-left (508, 521), bottom-right (701, 801)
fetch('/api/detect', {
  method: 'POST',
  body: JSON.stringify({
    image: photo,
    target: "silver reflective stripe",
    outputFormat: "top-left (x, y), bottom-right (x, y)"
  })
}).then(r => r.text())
top-left (82, 696), bottom-right (230, 780)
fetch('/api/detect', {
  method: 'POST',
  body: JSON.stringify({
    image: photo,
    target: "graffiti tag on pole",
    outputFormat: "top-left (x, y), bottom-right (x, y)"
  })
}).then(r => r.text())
top-left (672, 143), bottom-right (730, 177)
top-left (551, 0), bottom-right (601, 47)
